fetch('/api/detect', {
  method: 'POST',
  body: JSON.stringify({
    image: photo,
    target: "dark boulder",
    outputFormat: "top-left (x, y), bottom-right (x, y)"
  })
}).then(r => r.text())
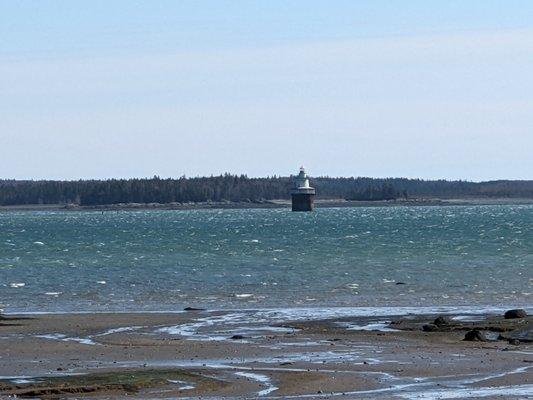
top-left (433, 316), bottom-right (451, 326)
top-left (504, 309), bottom-right (527, 319)
top-left (464, 329), bottom-right (487, 342)
top-left (422, 324), bottom-right (439, 332)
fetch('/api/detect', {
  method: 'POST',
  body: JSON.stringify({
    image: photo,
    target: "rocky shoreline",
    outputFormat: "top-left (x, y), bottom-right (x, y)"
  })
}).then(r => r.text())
top-left (2, 198), bottom-right (533, 212)
top-left (391, 308), bottom-right (532, 344)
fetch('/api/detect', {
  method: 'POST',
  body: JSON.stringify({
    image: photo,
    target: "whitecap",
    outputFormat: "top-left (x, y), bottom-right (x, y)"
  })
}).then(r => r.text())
top-left (235, 294), bottom-right (253, 298)
top-left (347, 283), bottom-right (359, 289)
top-left (10, 283), bottom-right (25, 288)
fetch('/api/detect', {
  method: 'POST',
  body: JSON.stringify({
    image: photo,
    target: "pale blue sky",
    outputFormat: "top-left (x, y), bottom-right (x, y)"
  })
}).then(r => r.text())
top-left (2, 1), bottom-right (533, 180)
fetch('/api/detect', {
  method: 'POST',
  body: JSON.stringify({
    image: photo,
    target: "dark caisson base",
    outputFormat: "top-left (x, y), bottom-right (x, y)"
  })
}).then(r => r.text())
top-left (291, 193), bottom-right (315, 212)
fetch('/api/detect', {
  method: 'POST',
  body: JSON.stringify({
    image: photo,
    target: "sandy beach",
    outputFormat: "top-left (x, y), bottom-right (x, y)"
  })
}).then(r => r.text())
top-left (0, 309), bottom-right (531, 399)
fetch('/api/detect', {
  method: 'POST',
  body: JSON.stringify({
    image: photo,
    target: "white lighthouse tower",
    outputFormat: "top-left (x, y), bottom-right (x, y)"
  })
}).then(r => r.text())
top-left (290, 167), bottom-right (316, 211)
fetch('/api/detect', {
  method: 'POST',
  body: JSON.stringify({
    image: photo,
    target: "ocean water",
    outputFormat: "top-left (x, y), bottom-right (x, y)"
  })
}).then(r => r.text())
top-left (0, 205), bottom-right (531, 313)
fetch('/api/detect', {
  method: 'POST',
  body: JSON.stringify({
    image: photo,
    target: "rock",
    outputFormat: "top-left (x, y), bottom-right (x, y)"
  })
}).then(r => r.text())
top-left (504, 309), bottom-right (527, 319)
top-left (422, 324), bottom-right (439, 332)
top-left (464, 329), bottom-right (487, 342)
top-left (433, 316), bottom-right (451, 326)
top-left (508, 339), bottom-right (520, 345)
top-left (507, 326), bottom-right (533, 343)
top-left (183, 307), bottom-right (205, 311)
top-left (280, 361), bottom-right (293, 366)
top-left (230, 334), bottom-right (245, 340)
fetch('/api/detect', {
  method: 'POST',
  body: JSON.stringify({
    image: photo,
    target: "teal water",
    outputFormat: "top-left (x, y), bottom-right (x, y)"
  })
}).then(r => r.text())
top-left (0, 206), bottom-right (531, 313)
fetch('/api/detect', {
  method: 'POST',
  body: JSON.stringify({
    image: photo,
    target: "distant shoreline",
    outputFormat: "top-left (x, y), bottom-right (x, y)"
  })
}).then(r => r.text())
top-left (1, 197), bottom-right (533, 212)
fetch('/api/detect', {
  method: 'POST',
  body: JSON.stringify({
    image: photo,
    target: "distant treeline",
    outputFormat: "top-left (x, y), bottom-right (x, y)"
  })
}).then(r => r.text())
top-left (1, 175), bottom-right (533, 206)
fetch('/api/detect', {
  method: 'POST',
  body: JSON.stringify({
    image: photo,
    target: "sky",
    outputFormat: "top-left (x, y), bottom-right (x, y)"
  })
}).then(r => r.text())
top-left (1, 1), bottom-right (533, 181)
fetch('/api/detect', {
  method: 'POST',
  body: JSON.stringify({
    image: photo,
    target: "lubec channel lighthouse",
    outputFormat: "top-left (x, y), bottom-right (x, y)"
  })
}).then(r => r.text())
top-left (291, 167), bottom-right (316, 211)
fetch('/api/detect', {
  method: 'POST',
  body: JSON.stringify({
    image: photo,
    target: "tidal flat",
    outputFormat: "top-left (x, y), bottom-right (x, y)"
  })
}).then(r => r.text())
top-left (0, 309), bottom-right (531, 399)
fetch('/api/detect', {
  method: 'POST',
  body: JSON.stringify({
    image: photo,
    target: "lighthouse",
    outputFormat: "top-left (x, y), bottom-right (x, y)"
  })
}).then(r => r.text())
top-left (291, 167), bottom-right (316, 212)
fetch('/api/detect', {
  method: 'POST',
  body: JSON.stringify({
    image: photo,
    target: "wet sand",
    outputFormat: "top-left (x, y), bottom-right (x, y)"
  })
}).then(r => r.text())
top-left (0, 310), bottom-right (531, 399)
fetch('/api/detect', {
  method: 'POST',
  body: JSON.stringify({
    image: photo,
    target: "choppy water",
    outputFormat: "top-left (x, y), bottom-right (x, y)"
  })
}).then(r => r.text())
top-left (0, 205), bottom-right (531, 313)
